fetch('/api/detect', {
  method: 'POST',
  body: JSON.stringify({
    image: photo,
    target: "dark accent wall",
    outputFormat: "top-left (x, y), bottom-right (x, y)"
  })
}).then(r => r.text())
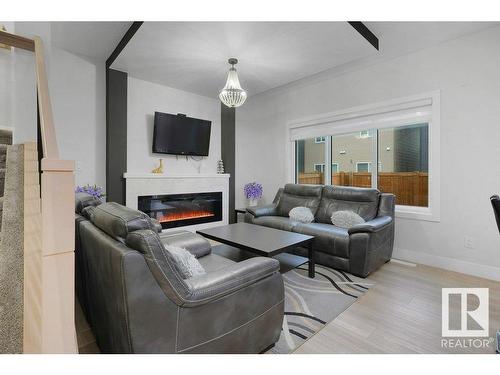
top-left (106, 69), bottom-right (128, 204)
top-left (221, 104), bottom-right (236, 223)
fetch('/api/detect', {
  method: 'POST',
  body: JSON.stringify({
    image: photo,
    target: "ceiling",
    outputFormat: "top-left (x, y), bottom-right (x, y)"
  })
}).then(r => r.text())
top-left (111, 22), bottom-right (380, 98)
top-left (51, 22), bottom-right (132, 61)
top-left (52, 21), bottom-right (498, 98)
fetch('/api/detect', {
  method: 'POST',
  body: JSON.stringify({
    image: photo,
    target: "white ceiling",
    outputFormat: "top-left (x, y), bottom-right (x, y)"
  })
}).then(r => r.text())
top-left (110, 21), bottom-right (498, 99)
top-left (51, 22), bottom-right (132, 61)
top-left (111, 22), bottom-right (379, 97)
top-left (48, 21), bottom-right (496, 98)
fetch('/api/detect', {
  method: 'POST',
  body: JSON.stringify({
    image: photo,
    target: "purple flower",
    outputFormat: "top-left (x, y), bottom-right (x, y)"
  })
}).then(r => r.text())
top-left (244, 182), bottom-right (263, 200)
top-left (75, 184), bottom-right (105, 199)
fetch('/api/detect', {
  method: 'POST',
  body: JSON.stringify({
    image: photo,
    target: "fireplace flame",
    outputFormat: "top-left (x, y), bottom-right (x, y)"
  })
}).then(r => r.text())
top-left (158, 210), bottom-right (215, 223)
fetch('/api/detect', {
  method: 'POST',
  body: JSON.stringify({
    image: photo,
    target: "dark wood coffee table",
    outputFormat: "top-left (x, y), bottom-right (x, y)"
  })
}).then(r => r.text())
top-left (197, 222), bottom-right (315, 278)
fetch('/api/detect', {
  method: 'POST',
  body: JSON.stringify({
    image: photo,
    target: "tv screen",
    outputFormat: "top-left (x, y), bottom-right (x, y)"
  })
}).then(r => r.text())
top-left (152, 112), bottom-right (211, 156)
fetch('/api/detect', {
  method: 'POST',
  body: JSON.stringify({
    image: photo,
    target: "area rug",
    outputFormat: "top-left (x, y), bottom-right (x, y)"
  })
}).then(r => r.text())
top-left (268, 264), bottom-right (374, 354)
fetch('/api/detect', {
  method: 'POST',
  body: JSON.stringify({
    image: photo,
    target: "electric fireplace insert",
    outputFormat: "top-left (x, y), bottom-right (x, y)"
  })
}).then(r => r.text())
top-left (138, 192), bottom-right (223, 229)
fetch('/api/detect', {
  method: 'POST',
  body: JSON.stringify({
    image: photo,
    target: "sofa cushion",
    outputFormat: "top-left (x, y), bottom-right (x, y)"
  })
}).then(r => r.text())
top-left (91, 202), bottom-right (157, 241)
top-left (75, 192), bottom-right (101, 214)
top-left (198, 253), bottom-right (236, 273)
top-left (164, 244), bottom-right (206, 279)
top-left (292, 222), bottom-right (350, 258)
top-left (315, 185), bottom-right (380, 224)
top-left (289, 206), bottom-right (314, 223)
top-left (276, 184), bottom-right (323, 217)
top-left (330, 210), bottom-right (365, 229)
top-left (252, 216), bottom-right (299, 232)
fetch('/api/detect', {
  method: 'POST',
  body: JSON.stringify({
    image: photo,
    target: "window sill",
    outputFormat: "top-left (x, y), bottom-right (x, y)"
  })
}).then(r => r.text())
top-left (395, 205), bottom-right (440, 222)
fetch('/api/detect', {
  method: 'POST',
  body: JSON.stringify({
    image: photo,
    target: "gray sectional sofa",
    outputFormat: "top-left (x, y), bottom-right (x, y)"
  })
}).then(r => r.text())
top-left (245, 184), bottom-right (395, 277)
top-left (75, 194), bottom-right (284, 353)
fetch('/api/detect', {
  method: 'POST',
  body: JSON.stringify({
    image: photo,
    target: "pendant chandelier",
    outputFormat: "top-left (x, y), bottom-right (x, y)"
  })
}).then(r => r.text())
top-left (219, 58), bottom-right (247, 108)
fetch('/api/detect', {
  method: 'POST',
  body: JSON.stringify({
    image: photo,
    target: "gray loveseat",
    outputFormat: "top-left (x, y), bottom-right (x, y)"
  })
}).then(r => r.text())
top-left (75, 194), bottom-right (284, 353)
top-left (245, 184), bottom-right (395, 277)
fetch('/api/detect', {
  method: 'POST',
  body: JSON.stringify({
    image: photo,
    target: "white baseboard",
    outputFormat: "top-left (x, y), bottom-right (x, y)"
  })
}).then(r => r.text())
top-left (393, 247), bottom-right (500, 282)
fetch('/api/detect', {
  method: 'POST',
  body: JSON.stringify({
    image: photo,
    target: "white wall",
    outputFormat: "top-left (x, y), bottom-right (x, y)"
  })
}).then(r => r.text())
top-left (236, 26), bottom-right (500, 280)
top-left (127, 77), bottom-right (221, 175)
top-left (50, 48), bottom-right (106, 189)
top-left (0, 22), bottom-right (106, 189)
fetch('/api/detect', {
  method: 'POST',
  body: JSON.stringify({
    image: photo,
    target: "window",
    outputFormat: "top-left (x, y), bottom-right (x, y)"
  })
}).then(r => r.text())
top-left (295, 137), bottom-right (326, 184)
top-left (298, 124), bottom-right (429, 207)
top-left (359, 130), bottom-right (372, 139)
top-left (331, 131), bottom-right (374, 188)
top-left (356, 162), bottom-right (371, 172)
top-left (378, 123), bottom-right (428, 207)
top-left (314, 163), bottom-right (325, 172)
top-left (289, 92), bottom-right (439, 221)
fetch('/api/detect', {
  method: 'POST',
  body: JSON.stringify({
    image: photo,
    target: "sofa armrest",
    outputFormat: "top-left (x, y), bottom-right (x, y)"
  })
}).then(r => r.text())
top-left (348, 216), bottom-right (392, 235)
top-left (246, 204), bottom-right (278, 218)
top-left (183, 257), bottom-right (280, 306)
top-left (150, 218), bottom-right (163, 233)
top-left (159, 231), bottom-right (212, 258)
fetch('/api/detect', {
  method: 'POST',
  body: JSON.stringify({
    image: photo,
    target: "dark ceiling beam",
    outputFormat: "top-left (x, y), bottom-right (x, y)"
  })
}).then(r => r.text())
top-left (106, 21), bottom-right (143, 68)
top-left (348, 21), bottom-right (379, 50)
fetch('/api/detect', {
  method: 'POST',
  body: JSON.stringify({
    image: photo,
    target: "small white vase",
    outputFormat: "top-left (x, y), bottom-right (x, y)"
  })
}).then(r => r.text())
top-left (248, 198), bottom-right (258, 207)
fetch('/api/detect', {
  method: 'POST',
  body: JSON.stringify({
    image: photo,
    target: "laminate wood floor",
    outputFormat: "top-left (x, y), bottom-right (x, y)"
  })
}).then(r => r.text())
top-left (76, 260), bottom-right (500, 354)
top-left (295, 261), bottom-right (500, 354)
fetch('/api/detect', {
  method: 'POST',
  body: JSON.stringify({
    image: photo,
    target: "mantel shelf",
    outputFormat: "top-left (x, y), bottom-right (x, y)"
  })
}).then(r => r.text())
top-left (123, 172), bottom-right (230, 179)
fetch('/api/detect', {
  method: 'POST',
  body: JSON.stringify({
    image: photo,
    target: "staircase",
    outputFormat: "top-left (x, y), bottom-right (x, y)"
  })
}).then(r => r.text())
top-left (0, 131), bottom-right (24, 353)
top-left (0, 29), bottom-right (77, 354)
top-left (0, 130), bottom-right (13, 232)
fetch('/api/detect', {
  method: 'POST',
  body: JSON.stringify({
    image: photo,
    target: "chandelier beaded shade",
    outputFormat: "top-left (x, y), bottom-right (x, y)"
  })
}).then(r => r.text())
top-left (219, 58), bottom-right (247, 108)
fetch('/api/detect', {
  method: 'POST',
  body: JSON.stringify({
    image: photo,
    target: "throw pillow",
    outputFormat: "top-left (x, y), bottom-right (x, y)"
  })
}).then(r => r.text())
top-left (289, 206), bottom-right (314, 223)
top-left (331, 210), bottom-right (365, 229)
top-left (164, 244), bottom-right (206, 279)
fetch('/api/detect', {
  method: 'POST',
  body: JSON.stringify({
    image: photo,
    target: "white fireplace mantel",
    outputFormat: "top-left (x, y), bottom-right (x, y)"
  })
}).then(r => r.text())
top-left (124, 172), bottom-right (230, 233)
top-left (124, 173), bottom-right (230, 180)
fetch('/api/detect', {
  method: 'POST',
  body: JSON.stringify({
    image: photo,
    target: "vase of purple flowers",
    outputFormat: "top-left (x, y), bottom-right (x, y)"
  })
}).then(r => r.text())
top-left (243, 182), bottom-right (263, 207)
top-left (75, 184), bottom-right (106, 201)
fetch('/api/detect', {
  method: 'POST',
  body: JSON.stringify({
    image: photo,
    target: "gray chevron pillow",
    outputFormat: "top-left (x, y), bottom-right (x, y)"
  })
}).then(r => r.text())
top-left (164, 244), bottom-right (206, 279)
top-left (331, 210), bottom-right (365, 229)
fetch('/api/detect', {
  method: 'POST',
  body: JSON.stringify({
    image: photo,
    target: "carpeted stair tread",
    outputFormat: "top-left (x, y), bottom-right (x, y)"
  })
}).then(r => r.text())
top-left (0, 196), bottom-right (3, 232)
top-left (0, 145), bottom-right (7, 170)
top-left (0, 130), bottom-right (13, 146)
top-left (0, 168), bottom-right (5, 197)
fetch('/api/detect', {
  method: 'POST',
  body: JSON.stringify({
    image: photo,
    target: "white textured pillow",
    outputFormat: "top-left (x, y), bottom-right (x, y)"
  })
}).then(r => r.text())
top-left (331, 210), bottom-right (365, 229)
top-left (289, 206), bottom-right (314, 223)
top-left (164, 244), bottom-right (206, 279)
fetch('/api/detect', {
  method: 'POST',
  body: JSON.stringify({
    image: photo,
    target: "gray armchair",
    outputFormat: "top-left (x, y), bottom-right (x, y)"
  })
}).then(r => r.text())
top-left (75, 197), bottom-right (284, 353)
top-left (245, 184), bottom-right (395, 277)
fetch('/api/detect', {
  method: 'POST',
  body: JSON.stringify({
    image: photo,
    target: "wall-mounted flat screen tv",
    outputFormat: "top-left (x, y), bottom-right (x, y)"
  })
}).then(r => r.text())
top-left (152, 112), bottom-right (211, 156)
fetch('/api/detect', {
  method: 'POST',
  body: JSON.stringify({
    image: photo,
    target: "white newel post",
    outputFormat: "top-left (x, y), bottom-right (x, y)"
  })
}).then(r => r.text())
top-left (40, 158), bottom-right (77, 353)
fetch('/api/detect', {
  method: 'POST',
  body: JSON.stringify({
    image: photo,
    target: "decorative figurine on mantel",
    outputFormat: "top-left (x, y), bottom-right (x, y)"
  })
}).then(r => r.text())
top-left (217, 159), bottom-right (225, 174)
top-left (152, 159), bottom-right (164, 174)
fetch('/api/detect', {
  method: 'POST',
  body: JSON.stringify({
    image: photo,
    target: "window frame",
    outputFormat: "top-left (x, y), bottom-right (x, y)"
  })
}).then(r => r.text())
top-left (313, 163), bottom-right (325, 173)
top-left (287, 91), bottom-right (440, 222)
top-left (331, 163), bottom-right (339, 173)
top-left (359, 130), bottom-right (372, 139)
top-left (355, 161), bottom-right (371, 173)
